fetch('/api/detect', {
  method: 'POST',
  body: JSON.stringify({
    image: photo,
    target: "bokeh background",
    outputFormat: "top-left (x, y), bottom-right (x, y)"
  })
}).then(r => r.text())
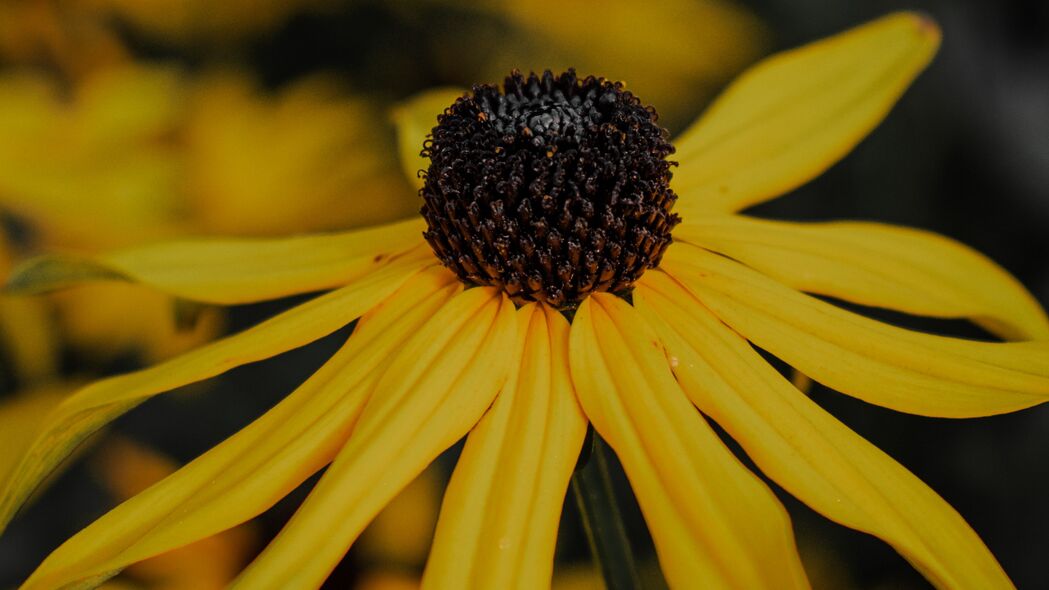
top-left (1, 0), bottom-right (1047, 588)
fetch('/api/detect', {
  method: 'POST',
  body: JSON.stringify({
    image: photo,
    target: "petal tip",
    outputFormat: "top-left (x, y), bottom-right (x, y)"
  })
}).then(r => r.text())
top-left (3, 255), bottom-right (125, 295)
top-left (909, 11), bottom-right (943, 44)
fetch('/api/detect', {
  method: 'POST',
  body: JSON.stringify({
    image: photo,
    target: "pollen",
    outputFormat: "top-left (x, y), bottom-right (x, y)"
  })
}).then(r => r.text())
top-left (420, 69), bottom-right (680, 309)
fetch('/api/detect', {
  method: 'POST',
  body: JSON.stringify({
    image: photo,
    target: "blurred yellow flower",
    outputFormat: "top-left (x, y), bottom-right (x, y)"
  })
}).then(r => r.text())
top-left (0, 66), bottom-right (184, 250)
top-left (6, 13), bottom-right (1048, 590)
top-left (0, 63), bottom-right (413, 362)
top-left (357, 465), bottom-right (443, 569)
top-left (0, 64), bottom-right (415, 248)
top-left (184, 73), bottom-right (416, 236)
top-left (413, 0), bottom-right (767, 127)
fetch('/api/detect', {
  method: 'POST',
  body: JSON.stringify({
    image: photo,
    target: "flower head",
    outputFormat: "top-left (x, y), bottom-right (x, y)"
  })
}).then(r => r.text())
top-left (3, 12), bottom-right (1048, 590)
top-left (422, 69), bottom-right (679, 307)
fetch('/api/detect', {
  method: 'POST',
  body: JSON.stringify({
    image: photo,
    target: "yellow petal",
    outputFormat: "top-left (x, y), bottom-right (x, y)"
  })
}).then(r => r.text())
top-left (5, 219), bottom-right (429, 304)
top-left (392, 88), bottom-right (466, 190)
top-left (636, 271), bottom-right (1013, 589)
top-left (568, 294), bottom-right (809, 590)
top-left (18, 269), bottom-right (459, 590)
top-left (232, 287), bottom-right (518, 589)
top-left (663, 244), bottom-right (1049, 417)
top-left (0, 259), bottom-right (429, 536)
top-left (676, 216), bottom-right (1049, 340)
top-left (672, 12), bottom-right (940, 214)
top-left (423, 303), bottom-right (587, 588)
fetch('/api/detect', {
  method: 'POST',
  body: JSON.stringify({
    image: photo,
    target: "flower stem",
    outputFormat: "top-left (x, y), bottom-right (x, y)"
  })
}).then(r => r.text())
top-left (571, 432), bottom-right (642, 590)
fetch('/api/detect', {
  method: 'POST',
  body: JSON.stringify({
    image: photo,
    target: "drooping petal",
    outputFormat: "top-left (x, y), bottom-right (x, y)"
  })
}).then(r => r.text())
top-left (423, 303), bottom-right (587, 589)
top-left (17, 269), bottom-right (459, 590)
top-left (671, 12), bottom-right (939, 214)
top-left (676, 216), bottom-right (1049, 340)
top-left (0, 259), bottom-right (430, 535)
top-left (568, 293), bottom-right (809, 590)
top-left (663, 244), bottom-right (1049, 417)
top-left (636, 270), bottom-right (1013, 589)
top-left (5, 219), bottom-right (429, 304)
top-left (232, 287), bottom-right (518, 589)
top-left (392, 88), bottom-right (466, 190)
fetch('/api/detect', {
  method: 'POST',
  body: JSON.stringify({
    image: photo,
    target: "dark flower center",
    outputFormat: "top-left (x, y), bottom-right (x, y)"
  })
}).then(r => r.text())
top-left (420, 69), bottom-right (680, 309)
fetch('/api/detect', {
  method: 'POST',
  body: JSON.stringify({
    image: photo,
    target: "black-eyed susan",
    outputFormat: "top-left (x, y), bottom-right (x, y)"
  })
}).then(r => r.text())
top-left (4, 12), bottom-right (1049, 589)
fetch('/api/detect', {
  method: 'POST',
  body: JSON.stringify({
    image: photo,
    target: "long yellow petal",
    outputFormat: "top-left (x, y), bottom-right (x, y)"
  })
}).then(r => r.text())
top-left (0, 259), bottom-right (430, 536)
top-left (636, 270), bottom-right (1012, 589)
top-left (663, 244), bottom-right (1049, 417)
top-left (423, 303), bottom-right (587, 589)
top-left (232, 287), bottom-right (517, 589)
top-left (18, 269), bottom-right (459, 590)
top-left (676, 216), bottom-right (1049, 340)
top-left (671, 12), bottom-right (939, 214)
top-left (568, 294), bottom-right (809, 590)
top-left (391, 88), bottom-right (466, 190)
top-left (5, 219), bottom-right (428, 304)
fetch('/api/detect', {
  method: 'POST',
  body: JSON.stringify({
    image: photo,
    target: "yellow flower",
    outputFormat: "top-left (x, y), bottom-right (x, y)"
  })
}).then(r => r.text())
top-left (3, 12), bottom-right (1048, 589)
top-left (0, 65), bottom-right (413, 248)
top-left (0, 64), bottom-right (412, 362)
top-left (183, 73), bottom-right (416, 235)
top-left (412, 0), bottom-right (767, 127)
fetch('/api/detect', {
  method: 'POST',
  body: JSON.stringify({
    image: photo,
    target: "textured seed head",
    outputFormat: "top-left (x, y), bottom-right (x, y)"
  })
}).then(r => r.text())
top-left (420, 69), bottom-right (680, 309)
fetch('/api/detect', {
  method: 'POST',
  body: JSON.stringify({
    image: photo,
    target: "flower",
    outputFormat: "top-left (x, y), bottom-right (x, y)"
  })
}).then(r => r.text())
top-left (407, 0), bottom-right (767, 127)
top-left (3, 12), bottom-right (1048, 589)
top-left (0, 64), bottom-right (411, 363)
top-left (0, 0), bottom-right (766, 365)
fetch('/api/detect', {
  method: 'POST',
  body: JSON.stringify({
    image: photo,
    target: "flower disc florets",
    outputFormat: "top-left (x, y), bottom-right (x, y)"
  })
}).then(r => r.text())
top-left (420, 69), bottom-right (680, 309)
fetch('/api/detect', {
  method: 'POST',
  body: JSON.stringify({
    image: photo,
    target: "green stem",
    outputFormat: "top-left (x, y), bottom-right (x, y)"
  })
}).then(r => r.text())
top-left (571, 432), bottom-right (642, 590)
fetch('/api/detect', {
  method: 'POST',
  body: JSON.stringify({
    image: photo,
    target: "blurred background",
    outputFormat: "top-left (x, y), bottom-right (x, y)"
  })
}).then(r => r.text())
top-left (0, 0), bottom-right (1046, 588)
